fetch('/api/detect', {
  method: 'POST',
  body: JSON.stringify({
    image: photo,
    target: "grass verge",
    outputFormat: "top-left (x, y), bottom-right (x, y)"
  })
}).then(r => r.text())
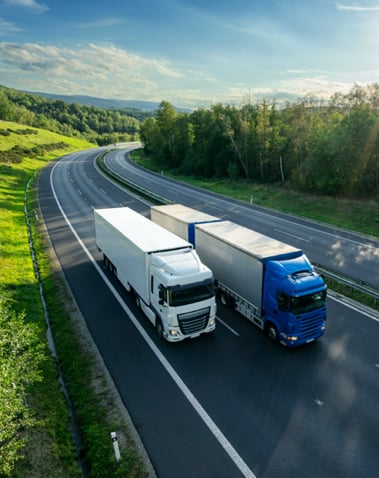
top-left (132, 153), bottom-right (379, 238)
top-left (0, 121), bottom-right (150, 477)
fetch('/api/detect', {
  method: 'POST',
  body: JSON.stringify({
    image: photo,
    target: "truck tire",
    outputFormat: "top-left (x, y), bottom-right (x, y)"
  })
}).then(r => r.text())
top-left (265, 323), bottom-right (279, 342)
top-left (219, 291), bottom-right (234, 307)
top-left (220, 292), bottom-right (228, 306)
top-left (135, 294), bottom-right (141, 309)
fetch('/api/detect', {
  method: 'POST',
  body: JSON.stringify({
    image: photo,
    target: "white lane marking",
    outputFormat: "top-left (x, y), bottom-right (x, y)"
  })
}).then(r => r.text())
top-left (50, 161), bottom-right (256, 478)
top-left (217, 317), bottom-right (240, 336)
top-left (77, 188), bottom-right (82, 196)
top-left (247, 206), bottom-right (377, 249)
top-left (274, 228), bottom-right (310, 242)
top-left (329, 294), bottom-right (379, 323)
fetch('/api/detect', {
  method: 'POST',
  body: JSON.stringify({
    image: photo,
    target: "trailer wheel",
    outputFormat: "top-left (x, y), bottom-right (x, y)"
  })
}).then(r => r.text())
top-left (266, 323), bottom-right (279, 342)
top-left (156, 318), bottom-right (164, 338)
top-left (135, 295), bottom-right (141, 309)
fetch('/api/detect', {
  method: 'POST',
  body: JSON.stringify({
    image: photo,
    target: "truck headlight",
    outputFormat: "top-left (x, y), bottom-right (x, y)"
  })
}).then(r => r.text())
top-left (287, 336), bottom-right (298, 341)
top-left (209, 319), bottom-right (216, 327)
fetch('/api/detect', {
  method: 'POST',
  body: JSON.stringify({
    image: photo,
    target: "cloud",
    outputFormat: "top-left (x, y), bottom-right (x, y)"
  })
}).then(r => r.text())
top-left (0, 17), bottom-right (22, 35)
top-left (3, 0), bottom-right (48, 13)
top-left (74, 18), bottom-right (126, 29)
top-left (279, 76), bottom-right (353, 98)
top-left (0, 42), bottom-right (183, 100)
top-left (336, 3), bottom-right (379, 11)
top-left (285, 69), bottom-right (309, 75)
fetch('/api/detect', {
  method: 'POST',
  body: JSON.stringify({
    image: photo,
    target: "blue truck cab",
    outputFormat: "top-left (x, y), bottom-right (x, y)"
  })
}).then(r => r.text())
top-left (264, 254), bottom-right (327, 346)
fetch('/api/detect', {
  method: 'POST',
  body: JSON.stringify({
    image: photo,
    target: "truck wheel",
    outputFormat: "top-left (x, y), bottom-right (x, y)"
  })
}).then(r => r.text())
top-left (135, 295), bottom-right (141, 309)
top-left (220, 292), bottom-right (228, 306)
top-left (156, 318), bottom-right (164, 338)
top-left (220, 291), bottom-right (235, 307)
top-left (266, 323), bottom-right (279, 342)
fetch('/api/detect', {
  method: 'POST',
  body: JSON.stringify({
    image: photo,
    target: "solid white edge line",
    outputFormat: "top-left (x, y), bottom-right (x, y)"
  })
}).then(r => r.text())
top-left (329, 293), bottom-right (379, 323)
top-left (50, 160), bottom-right (257, 478)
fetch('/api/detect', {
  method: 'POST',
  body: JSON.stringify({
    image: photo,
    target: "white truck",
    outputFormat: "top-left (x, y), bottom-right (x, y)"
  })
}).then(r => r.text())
top-left (94, 207), bottom-right (216, 341)
top-left (151, 204), bottom-right (327, 347)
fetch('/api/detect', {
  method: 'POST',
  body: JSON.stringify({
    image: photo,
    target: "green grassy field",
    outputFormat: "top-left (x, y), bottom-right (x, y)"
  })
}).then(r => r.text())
top-left (0, 121), bottom-right (148, 477)
top-left (132, 154), bottom-right (379, 238)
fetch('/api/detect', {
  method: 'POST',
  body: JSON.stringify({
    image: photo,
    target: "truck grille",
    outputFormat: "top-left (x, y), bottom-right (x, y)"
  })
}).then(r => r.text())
top-left (178, 307), bottom-right (210, 336)
top-left (298, 310), bottom-right (325, 340)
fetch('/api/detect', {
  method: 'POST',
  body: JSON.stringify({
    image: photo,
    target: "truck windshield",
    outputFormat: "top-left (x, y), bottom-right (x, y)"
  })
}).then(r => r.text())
top-left (290, 289), bottom-right (327, 314)
top-left (169, 283), bottom-right (214, 307)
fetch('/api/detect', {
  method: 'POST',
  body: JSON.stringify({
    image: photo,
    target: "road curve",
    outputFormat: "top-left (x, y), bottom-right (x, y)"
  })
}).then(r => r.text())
top-left (104, 149), bottom-right (379, 289)
top-left (38, 146), bottom-right (379, 478)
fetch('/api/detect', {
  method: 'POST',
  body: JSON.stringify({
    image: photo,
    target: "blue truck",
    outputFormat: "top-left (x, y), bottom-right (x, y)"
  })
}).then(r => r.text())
top-left (151, 204), bottom-right (327, 347)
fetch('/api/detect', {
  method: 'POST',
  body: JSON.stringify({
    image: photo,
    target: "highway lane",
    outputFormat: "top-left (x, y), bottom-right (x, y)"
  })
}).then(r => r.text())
top-left (38, 146), bottom-right (379, 478)
top-left (38, 149), bottom-right (255, 478)
top-left (104, 150), bottom-right (379, 289)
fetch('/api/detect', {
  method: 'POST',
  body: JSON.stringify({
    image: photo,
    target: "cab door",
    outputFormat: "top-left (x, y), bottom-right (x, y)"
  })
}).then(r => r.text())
top-left (150, 274), bottom-right (167, 315)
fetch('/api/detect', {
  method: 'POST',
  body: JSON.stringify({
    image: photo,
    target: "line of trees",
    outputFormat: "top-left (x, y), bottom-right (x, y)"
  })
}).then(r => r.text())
top-left (1, 83), bottom-right (378, 198)
top-left (0, 85), bottom-right (145, 145)
top-left (140, 84), bottom-right (379, 198)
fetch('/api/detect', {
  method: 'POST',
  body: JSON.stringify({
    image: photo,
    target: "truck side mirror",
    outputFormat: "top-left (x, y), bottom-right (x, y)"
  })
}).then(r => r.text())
top-left (159, 289), bottom-right (165, 305)
top-left (277, 291), bottom-right (289, 311)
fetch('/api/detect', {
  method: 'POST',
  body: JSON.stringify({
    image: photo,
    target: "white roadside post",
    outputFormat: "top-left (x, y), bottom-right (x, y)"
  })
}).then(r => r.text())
top-left (111, 431), bottom-right (121, 462)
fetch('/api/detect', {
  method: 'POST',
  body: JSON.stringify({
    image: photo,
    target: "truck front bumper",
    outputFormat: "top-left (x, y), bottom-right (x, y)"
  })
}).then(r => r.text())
top-left (280, 326), bottom-right (325, 347)
top-left (166, 318), bottom-right (216, 342)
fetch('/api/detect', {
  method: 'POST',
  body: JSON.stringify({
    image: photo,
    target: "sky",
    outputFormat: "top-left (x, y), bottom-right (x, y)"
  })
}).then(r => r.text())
top-left (0, 0), bottom-right (379, 108)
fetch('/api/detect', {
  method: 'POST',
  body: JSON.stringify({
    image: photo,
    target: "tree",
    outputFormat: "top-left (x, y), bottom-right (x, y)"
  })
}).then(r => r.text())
top-left (156, 101), bottom-right (177, 165)
top-left (139, 83), bottom-right (379, 199)
top-left (255, 100), bottom-right (272, 181)
top-left (215, 105), bottom-right (250, 179)
top-left (0, 89), bottom-right (14, 120)
top-left (140, 117), bottom-right (164, 160)
top-left (335, 105), bottom-right (377, 195)
top-left (172, 114), bottom-right (194, 173)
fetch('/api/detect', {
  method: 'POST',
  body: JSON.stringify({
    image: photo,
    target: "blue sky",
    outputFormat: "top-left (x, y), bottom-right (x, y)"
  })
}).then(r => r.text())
top-left (0, 0), bottom-right (379, 108)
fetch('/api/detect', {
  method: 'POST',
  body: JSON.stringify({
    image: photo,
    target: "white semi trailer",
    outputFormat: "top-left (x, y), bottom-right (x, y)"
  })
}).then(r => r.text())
top-left (94, 207), bottom-right (216, 341)
top-left (151, 204), bottom-right (327, 347)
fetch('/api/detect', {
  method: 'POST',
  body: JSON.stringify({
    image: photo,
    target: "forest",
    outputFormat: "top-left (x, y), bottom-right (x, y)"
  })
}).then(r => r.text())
top-left (140, 83), bottom-right (379, 198)
top-left (1, 83), bottom-right (379, 198)
top-left (0, 84), bottom-right (149, 145)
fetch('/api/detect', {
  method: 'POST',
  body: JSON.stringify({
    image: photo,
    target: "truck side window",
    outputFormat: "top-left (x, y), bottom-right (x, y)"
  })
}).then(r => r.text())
top-left (277, 291), bottom-right (289, 311)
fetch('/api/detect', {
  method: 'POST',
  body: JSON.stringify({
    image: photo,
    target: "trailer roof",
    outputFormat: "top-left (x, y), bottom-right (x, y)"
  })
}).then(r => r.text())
top-left (152, 204), bottom-right (220, 224)
top-left (95, 207), bottom-right (191, 252)
top-left (196, 220), bottom-right (302, 261)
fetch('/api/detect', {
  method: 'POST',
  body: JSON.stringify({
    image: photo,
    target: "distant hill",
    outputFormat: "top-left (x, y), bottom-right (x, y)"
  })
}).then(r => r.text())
top-left (0, 84), bottom-right (142, 144)
top-left (23, 91), bottom-right (191, 113)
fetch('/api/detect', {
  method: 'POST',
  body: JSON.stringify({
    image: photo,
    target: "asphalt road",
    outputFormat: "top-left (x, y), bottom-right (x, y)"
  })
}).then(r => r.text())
top-left (104, 149), bottom-right (379, 289)
top-left (38, 146), bottom-right (379, 478)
